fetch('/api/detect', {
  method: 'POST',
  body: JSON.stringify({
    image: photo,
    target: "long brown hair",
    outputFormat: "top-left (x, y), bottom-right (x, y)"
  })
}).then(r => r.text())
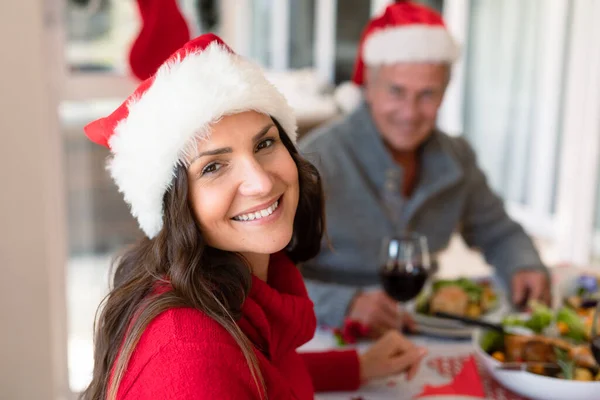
top-left (81, 124), bottom-right (325, 400)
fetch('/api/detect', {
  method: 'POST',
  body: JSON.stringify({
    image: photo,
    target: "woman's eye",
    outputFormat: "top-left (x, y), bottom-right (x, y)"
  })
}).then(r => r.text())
top-left (256, 138), bottom-right (275, 151)
top-left (201, 162), bottom-right (222, 175)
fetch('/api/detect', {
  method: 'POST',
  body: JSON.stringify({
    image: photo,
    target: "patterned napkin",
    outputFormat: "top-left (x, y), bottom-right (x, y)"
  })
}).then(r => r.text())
top-left (414, 354), bottom-right (528, 400)
top-left (414, 355), bottom-right (486, 399)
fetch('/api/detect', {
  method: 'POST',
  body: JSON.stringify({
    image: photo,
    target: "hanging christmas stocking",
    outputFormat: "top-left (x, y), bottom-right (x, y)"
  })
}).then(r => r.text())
top-left (129, 0), bottom-right (191, 81)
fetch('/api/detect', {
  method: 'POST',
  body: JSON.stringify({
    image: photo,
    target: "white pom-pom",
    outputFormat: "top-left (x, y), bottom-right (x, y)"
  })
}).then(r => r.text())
top-left (334, 81), bottom-right (363, 114)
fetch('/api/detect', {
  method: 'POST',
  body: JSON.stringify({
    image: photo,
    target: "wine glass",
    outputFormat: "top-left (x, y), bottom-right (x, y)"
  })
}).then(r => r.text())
top-left (379, 233), bottom-right (432, 304)
top-left (591, 301), bottom-right (600, 364)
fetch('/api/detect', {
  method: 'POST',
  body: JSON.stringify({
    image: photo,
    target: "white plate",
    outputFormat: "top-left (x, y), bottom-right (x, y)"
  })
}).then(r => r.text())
top-left (472, 329), bottom-right (600, 400)
top-left (406, 278), bottom-right (509, 335)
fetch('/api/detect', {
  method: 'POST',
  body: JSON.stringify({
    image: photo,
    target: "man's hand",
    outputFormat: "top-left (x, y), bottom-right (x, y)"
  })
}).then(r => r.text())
top-left (348, 290), bottom-right (415, 337)
top-left (511, 270), bottom-right (551, 308)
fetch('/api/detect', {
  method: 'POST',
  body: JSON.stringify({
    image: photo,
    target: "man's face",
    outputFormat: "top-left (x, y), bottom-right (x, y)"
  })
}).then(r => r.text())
top-left (364, 63), bottom-right (449, 152)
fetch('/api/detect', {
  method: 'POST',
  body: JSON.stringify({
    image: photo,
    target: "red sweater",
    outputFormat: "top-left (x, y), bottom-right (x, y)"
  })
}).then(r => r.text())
top-left (115, 252), bottom-right (361, 399)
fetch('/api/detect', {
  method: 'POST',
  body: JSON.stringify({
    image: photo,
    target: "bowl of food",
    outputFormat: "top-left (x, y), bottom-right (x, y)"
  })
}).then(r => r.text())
top-left (473, 303), bottom-right (600, 400)
top-left (407, 277), bottom-right (507, 334)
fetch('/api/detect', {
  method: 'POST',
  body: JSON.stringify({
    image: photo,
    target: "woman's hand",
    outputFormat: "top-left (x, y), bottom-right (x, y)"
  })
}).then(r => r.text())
top-left (359, 330), bottom-right (427, 383)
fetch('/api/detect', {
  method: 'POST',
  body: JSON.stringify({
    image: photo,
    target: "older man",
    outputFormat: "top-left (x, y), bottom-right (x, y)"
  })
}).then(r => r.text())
top-left (300, 1), bottom-right (550, 333)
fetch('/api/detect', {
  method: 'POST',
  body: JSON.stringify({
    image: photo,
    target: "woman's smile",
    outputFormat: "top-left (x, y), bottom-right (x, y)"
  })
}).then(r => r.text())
top-left (232, 194), bottom-right (283, 223)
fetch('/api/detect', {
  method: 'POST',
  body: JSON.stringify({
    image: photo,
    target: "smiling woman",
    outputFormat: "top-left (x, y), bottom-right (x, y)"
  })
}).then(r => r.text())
top-left (79, 33), bottom-right (426, 400)
top-left (186, 112), bottom-right (300, 279)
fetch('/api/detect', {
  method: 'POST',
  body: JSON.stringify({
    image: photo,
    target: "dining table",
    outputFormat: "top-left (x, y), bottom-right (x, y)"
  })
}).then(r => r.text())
top-left (297, 266), bottom-right (592, 400)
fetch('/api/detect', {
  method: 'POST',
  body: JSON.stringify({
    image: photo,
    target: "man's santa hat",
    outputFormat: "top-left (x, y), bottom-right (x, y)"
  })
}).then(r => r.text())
top-left (336, 0), bottom-right (460, 113)
top-left (84, 34), bottom-right (297, 238)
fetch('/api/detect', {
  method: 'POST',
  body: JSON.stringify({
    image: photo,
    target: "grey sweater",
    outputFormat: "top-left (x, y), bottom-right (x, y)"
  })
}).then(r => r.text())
top-left (299, 103), bottom-right (547, 328)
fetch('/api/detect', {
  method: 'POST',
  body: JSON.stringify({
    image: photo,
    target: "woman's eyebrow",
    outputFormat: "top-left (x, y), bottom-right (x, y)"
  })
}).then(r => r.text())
top-left (189, 123), bottom-right (275, 165)
top-left (189, 147), bottom-right (232, 166)
top-left (253, 123), bottom-right (275, 141)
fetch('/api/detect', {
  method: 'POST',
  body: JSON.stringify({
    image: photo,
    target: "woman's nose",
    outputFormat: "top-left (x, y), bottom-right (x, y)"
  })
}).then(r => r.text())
top-left (238, 159), bottom-right (274, 197)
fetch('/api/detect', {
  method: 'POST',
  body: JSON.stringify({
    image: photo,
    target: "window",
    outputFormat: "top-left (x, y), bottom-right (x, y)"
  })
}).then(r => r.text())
top-left (249, 0), bottom-right (272, 66)
top-left (445, 0), bottom-right (600, 265)
top-left (66, 0), bottom-right (138, 74)
top-left (289, 0), bottom-right (316, 69)
top-left (333, 0), bottom-right (371, 84)
top-left (461, 0), bottom-right (572, 236)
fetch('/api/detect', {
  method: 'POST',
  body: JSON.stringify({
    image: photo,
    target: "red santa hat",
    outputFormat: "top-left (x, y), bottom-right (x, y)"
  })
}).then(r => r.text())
top-left (336, 1), bottom-right (460, 112)
top-left (85, 34), bottom-right (298, 238)
top-left (128, 0), bottom-right (191, 81)
top-left (353, 0), bottom-right (460, 85)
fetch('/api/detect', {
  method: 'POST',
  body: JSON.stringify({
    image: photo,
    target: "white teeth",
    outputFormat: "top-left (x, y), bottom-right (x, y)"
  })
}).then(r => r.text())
top-left (233, 200), bottom-right (279, 221)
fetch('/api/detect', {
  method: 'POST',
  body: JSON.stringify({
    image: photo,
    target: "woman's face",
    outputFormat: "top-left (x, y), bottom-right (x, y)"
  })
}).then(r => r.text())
top-left (186, 111), bottom-right (299, 257)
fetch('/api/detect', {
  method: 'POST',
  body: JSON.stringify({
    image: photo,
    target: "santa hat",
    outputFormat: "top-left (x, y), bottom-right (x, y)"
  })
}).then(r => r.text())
top-left (129, 0), bottom-right (191, 81)
top-left (85, 34), bottom-right (297, 238)
top-left (336, 1), bottom-right (460, 113)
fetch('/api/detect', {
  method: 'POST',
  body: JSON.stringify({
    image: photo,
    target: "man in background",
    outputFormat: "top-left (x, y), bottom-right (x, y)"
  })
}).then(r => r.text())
top-left (300, 1), bottom-right (550, 334)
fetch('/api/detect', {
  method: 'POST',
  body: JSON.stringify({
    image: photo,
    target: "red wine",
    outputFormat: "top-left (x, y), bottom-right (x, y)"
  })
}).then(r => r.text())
top-left (380, 264), bottom-right (428, 302)
top-left (591, 337), bottom-right (600, 365)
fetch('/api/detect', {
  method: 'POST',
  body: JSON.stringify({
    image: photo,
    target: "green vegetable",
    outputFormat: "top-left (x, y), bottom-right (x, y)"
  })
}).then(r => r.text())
top-left (524, 302), bottom-right (554, 333)
top-left (555, 347), bottom-right (575, 380)
top-left (502, 315), bottom-right (528, 328)
top-left (500, 303), bottom-right (552, 334)
top-left (480, 330), bottom-right (504, 353)
top-left (556, 306), bottom-right (587, 342)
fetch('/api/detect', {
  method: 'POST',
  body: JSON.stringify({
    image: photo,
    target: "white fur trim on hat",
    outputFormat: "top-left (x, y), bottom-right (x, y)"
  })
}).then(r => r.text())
top-left (334, 81), bottom-right (363, 114)
top-left (108, 42), bottom-right (298, 238)
top-left (364, 25), bottom-right (460, 65)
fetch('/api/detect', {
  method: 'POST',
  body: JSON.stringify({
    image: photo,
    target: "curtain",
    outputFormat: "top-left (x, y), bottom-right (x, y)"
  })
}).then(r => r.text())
top-left (462, 0), bottom-right (564, 210)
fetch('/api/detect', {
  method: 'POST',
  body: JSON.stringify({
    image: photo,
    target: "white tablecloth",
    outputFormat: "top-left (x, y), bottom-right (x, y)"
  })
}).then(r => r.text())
top-left (299, 329), bottom-right (476, 400)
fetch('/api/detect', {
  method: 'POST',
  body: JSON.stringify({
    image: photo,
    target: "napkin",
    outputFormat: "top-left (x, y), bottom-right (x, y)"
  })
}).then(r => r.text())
top-left (414, 355), bottom-right (486, 399)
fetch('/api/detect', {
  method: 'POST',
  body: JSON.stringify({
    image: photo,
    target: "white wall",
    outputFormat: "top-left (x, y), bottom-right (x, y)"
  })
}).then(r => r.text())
top-left (0, 0), bottom-right (69, 399)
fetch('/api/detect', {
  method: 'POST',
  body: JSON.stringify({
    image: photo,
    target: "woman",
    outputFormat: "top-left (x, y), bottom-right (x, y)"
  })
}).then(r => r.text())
top-left (81, 34), bottom-right (427, 400)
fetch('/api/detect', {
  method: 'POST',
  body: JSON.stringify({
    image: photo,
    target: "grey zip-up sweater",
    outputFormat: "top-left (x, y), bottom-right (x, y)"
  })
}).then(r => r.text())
top-left (299, 103), bottom-right (547, 328)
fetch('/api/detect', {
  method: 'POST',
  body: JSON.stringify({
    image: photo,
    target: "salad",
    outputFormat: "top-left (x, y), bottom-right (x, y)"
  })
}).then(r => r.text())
top-left (480, 302), bottom-right (599, 381)
top-left (416, 278), bottom-right (498, 318)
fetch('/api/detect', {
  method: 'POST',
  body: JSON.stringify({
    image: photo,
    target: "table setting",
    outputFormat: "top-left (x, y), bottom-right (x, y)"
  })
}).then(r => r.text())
top-left (298, 234), bottom-right (600, 400)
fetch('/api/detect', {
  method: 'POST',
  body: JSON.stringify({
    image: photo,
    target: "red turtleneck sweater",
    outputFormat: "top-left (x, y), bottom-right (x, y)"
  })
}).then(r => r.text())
top-left (115, 252), bottom-right (361, 399)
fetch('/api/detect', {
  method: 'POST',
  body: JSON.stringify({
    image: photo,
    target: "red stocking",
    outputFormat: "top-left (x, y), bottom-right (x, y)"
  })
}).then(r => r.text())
top-left (129, 0), bottom-right (191, 81)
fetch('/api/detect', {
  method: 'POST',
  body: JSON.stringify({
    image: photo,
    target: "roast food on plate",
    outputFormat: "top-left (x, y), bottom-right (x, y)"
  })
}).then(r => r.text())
top-left (415, 278), bottom-right (498, 318)
top-left (480, 302), bottom-right (599, 381)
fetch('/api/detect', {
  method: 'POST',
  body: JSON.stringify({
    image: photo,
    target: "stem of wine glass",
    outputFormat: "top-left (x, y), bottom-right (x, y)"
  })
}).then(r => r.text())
top-left (419, 236), bottom-right (430, 269)
top-left (402, 241), bottom-right (413, 266)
